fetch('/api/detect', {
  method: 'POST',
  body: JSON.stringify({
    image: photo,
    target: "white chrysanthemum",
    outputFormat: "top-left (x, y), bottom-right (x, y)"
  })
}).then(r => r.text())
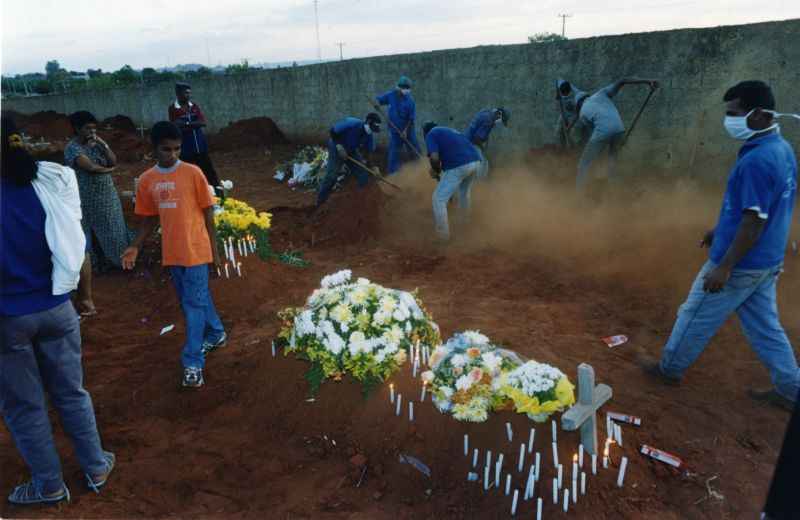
top-left (330, 303), bottom-right (353, 324)
top-left (421, 370), bottom-right (435, 383)
top-left (321, 269), bottom-right (352, 288)
top-left (392, 304), bottom-right (411, 322)
top-left (357, 277), bottom-right (371, 285)
top-left (318, 307), bottom-right (328, 320)
top-left (307, 289), bottom-right (324, 307)
top-left (349, 287), bottom-right (369, 306)
top-left (326, 331), bottom-right (345, 355)
top-left (455, 374), bottom-right (474, 392)
top-left (295, 310), bottom-right (315, 336)
top-left (462, 330), bottom-right (490, 345)
top-left (348, 331), bottom-right (368, 356)
top-left (324, 291), bottom-right (341, 305)
top-left (384, 324), bottom-right (404, 346)
top-left (372, 309), bottom-right (390, 327)
top-left (450, 354), bottom-right (468, 368)
top-left (481, 352), bottom-right (503, 374)
top-left (379, 296), bottom-right (397, 313)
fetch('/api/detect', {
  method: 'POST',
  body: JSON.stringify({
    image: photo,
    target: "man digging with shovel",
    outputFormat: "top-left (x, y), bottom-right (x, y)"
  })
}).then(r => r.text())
top-left (567, 77), bottom-right (660, 194)
top-left (316, 113), bottom-right (383, 207)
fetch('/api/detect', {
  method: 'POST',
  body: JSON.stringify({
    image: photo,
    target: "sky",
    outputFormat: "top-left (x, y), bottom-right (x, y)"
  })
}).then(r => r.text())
top-left (2, 0), bottom-right (799, 75)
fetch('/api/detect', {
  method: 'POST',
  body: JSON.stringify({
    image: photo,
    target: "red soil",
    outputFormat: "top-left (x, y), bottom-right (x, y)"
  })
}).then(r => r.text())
top-left (0, 140), bottom-right (797, 519)
top-left (209, 117), bottom-right (289, 152)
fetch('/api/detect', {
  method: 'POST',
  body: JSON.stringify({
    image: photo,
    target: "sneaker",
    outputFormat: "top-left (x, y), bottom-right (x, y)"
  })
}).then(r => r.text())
top-left (86, 451), bottom-right (116, 493)
top-left (201, 332), bottom-right (228, 355)
top-left (8, 481), bottom-right (70, 506)
top-left (182, 367), bottom-right (204, 388)
top-left (748, 389), bottom-right (795, 412)
top-left (638, 356), bottom-right (681, 386)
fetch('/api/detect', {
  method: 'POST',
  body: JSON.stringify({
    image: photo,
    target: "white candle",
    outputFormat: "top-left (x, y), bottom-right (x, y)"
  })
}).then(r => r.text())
top-left (408, 402), bottom-right (414, 422)
top-left (615, 424), bottom-right (623, 447)
top-left (495, 460), bottom-right (501, 488)
top-left (389, 383), bottom-right (395, 403)
top-left (511, 489), bottom-right (519, 516)
top-left (557, 464), bottom-right (563, 489)
top-left (236, 262), bottom-right (242, 277)
top-left (420, 383), bottom-right (427, 402)
top-left (464, 434), bottom-right (469, 456)
top-left (216, 266), bottom-right (221, 278)
top-left (518, 443), bottom-right (526, 473)
top-left (552, 478), bottom-right (558, 504)
top-left (552, 442), bottom-right (559, 468)
top-left (563, 489), bottom-right (569, 512)
top-left (224, 263), bottom-right (230, 278)
top-left (536, 497), bottom-right (543, 520)
top-left (607, 414), bottom-right (613, 438)
top-left (505, 474), bottom-right (511, 496)
top-left (534, 452), bottom-right (541, 481)
top-left (579, 444), bottom-right (584, 467)
top-left (498, 453), bottom-right (504, 469)
top-left (617, 456), bottom-right (628, 488)
top-left (572, 454), bottom-right (578, 482)
top-left (581, 471), bottom-right (586, 495)
top-left (528, 428), bottom-right (536, 454)
top-left (223, 243), bottom-right (229, 261)
top-left (472, 448), bottom-right (479, 468)
top-left (486, 450), bottom-right (492, 469)
top-left (484, 465), bottom-right (490, 490)
top-left (552, 419), bottom-right (557, 442)
top-left (271, 341), bottom-right (276, 357)
top-left (592, 453), bottom-right (598, 475)
top-left (603, 439), bottom-right (610, 469)
top-left (572, 477), bottom-right (577, 503)
top-left (506, 422), bottom-right (513, 443)
top-left (524, 468), bottom-right (534, 500)
top-left (395, 394), bottom-right (402, 416)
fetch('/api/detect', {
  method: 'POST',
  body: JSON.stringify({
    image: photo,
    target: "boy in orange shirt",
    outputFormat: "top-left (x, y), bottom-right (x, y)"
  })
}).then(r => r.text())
top-left (122, 121), bottom-right (226, 388)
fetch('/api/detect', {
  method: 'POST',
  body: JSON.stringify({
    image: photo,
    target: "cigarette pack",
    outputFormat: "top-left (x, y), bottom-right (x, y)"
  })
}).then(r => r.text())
top-left (640, 445), bottom-right (684, 469)
top-left (608, 412), bottom-right (642, 426)
top-left (602, 335), bottom-right (628, 348)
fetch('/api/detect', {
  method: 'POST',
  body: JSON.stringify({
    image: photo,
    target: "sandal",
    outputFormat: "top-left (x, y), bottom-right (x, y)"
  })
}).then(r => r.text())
top-left (8, 481), bottom-right (70, 505)
top-left (85, 451), bottom-right (116, 493)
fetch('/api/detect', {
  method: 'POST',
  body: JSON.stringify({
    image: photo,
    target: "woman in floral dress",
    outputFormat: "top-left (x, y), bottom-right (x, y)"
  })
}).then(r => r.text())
top-left (65, 111), bottom-right (131, 315)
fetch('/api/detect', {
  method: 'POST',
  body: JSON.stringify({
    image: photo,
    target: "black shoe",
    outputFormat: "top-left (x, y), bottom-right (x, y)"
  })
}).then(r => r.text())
top-left (201, 332), bottom-right (227, 355)
top-left (748, 389), bottom-right (795, 412)
top-left (639, 356), bottom-right (681, 386)
top-left (182, 367), bottom-right (204, 388)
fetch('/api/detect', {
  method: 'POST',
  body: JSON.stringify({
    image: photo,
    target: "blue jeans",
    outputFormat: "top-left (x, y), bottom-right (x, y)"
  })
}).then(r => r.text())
top-left (659, 261), bottom-right (800, 401)
top-left (0, 301), bottom-right (107, 494)
top-left (317, 139), bottom-right (370, 206)
top-left (387, 126), bottom-right (421, 175)
top-left (169, 264), bottom-right (225, 369)
top-left (432, 161), bottom-right (480, 240)
top-left (474, 145), bottom-right (490, 179)
top-left (576, 130), bottom-right (624, 193)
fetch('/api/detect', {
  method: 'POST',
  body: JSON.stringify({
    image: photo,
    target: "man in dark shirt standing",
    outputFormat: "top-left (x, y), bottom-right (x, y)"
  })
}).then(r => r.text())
top-left (168, 82), bottom-right (221, 189)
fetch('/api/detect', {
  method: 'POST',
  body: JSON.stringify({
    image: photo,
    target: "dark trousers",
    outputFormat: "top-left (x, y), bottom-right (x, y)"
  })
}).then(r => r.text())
top-left (182, 152), bottom-right (220, 187)
top-left (764, 393), bottom-right (800, 519)
top-left (316, 139), bottom-right (370, 206)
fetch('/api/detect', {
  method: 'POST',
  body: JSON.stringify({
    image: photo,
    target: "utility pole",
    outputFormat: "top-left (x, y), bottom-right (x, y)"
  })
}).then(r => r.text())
top-left (336, 42), bottom-right (345, 61)
top-left (314, 0), bottom-right (322, 61)
top-left (557, 13), bottom-right (572, 37)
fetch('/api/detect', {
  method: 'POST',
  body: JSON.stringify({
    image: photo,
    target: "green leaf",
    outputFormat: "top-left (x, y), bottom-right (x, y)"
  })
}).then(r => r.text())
top-left (306, 362), bottom-right (326, 396)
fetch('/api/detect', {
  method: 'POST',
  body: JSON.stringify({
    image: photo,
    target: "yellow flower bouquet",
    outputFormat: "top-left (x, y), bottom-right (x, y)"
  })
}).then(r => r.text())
top-left (496, 361), bottom-right (576, 422)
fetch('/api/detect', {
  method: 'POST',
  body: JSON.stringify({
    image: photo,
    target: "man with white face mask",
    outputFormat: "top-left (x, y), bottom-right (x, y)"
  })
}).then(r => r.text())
top-left (465, 107), bottom-right (509, 179)
top-left (375, 75), bottom-right (421, 175)
top-left (642, 80), bottom-right (799, 412)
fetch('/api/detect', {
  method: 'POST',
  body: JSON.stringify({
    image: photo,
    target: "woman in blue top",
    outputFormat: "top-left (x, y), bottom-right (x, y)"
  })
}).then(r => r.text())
top-left (1, 113), bottom-right (115, 505)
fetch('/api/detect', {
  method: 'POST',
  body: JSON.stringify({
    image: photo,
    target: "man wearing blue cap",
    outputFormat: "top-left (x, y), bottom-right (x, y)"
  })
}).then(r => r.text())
top-left (465, 107), bottom-right (509, 179)
top-left (375, 76), bottom-right (421, 175)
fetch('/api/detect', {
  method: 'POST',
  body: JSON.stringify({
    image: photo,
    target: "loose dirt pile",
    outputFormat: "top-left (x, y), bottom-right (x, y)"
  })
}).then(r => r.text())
top-left (209, 116), bottom-right (289, 151)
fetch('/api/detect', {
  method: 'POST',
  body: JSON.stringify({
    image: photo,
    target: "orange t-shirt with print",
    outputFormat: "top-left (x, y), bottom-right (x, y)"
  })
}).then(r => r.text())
top-left (135, 161), bottom-right (214, 267)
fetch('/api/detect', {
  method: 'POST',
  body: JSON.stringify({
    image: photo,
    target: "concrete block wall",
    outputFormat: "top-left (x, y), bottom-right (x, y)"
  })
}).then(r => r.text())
top-left (5, 19), bottom-right (799, 178)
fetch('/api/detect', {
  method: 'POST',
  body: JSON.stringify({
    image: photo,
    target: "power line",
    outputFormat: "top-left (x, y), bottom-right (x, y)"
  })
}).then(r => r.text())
top-left (557, 13), bottom-right (573, 37)
top-left (336, 42), bottom-right (345, 60)
top-left (314, 0), bottom-right (322, 61)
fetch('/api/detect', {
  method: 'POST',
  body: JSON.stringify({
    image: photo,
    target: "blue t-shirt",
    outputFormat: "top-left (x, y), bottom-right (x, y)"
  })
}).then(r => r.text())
top-left (425, 127), bottom-right (481, 171)
top-left (330, 117), bottom-right (375, 155)
top-left (376, 89), bottom-right (416, 135)
top-left (709, 132), bottom-right (798, 269)
top-left (1, 177), bottom-right (70, 316)
top-left (465, 109), bottom-right (497, 145)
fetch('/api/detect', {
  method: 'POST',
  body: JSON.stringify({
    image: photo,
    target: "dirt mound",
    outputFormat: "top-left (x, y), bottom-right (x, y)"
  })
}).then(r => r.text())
top-left (209, 116), bottom-right (289, 151)
top-left (270, 179), bottom-right (386, 249)
top-left (100, 114), bottom-right (138, 134)
top-left (13, 110), bottom-right (74, 141)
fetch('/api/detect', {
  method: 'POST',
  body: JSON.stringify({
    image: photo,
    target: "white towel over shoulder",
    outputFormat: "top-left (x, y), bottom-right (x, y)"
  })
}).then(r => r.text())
top-left (31, 162), bottom-right (86, 295)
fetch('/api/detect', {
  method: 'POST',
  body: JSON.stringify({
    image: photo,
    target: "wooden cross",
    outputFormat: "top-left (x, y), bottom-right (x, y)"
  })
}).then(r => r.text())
top-left (561, 363), bottom-right (612, 455)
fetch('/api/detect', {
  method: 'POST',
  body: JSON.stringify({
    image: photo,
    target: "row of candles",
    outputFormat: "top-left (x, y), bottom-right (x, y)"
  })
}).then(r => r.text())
top-left (216, 236), bottom-right (258, 279)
